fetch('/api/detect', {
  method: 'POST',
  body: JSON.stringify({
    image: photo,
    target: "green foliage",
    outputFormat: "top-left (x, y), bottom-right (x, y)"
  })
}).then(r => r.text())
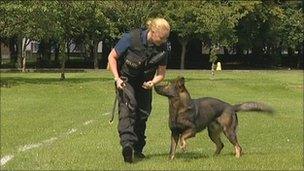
top-left (0, 1), bottom-right (303, 69)
top-left (164, 1), bottom-right (201, 40)
top-left (102, 0), bottom-right (159, 41)
top-left (196, 1), bottom-right (259, 47)
top-left (236, 1), bottom-right (303, 55)
top-left (1, 1), bottom-right (302, 50)
top-left (0, 1), bottom-right (27, 37)
top-left (277, 7), bottom-right (304, 50)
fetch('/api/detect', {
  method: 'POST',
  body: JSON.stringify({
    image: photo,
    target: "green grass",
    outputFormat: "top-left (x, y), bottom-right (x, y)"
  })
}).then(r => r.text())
top-left (1, 70), bottom-right (303, 170)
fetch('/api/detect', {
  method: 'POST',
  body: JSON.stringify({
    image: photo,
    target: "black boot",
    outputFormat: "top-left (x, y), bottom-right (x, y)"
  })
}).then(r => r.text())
top-left (134, 151), bottom-right (145, 159)
top-left (122, 145), bottom-right (134, 163)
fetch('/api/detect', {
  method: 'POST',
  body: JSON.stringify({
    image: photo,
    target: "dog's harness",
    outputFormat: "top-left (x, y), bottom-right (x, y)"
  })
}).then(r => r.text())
top-left (193, 100), bottom-right (199, 119)
top-left (187, 100), bottom-right (200, 128)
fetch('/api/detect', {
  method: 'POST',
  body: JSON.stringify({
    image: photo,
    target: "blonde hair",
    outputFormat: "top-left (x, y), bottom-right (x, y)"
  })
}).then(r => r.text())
top-left (146, 18), bottom-right (170, 36)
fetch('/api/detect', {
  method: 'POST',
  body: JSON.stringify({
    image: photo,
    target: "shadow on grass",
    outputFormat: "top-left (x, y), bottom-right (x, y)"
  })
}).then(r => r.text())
top-left (145, 150), bottom-right (269, 162)
top-left (0, 77), bottom-right (113, 87)
top-left (187, 77), bottom-right (235, 82)
top-left (146, 151), bottom-right (209, 160)
top-left (164, 77), bottom-right (235, 82)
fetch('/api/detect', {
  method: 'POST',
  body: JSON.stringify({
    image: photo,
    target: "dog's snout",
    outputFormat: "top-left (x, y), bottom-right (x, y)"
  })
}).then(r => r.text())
top-left (154, 85), bottom-right (164, 94)
top-left (154, 81), bottom-right (176, 97)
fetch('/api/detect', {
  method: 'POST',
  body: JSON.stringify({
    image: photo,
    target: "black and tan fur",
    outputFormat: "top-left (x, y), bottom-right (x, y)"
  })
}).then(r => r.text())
top-left (154, 77), bottom-right (274, 160)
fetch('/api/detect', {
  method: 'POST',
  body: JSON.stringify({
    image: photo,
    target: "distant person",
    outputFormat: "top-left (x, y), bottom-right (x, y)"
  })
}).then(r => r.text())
top-left (108, 18), bottom-right (171, 163)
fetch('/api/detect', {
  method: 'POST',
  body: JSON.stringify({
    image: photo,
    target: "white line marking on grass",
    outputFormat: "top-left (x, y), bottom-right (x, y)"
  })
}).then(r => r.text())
top-left (66, 128), bottom-right (77, 135)
top-left (1, 119), bottom-right (94, 167)
top-left (42, 137), bottom-right (58, 144)
top-left (0, 155), bottom-right (14, 166)
top-left (18, 143), bottom-right (43, 152)
top-left (83, 120), bottom-right (94, 125)
top-left (102, 112), bottom-right (110, 116)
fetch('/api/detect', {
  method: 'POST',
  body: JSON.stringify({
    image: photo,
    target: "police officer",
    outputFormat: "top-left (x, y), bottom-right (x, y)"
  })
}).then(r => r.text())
top-left (108, 18), bottom-right (170, 163)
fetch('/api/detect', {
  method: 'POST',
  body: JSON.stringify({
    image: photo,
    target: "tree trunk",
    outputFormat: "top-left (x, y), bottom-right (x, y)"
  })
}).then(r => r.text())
top-left (223, 46), bottom-right (229, 55)
top-left (67, 41), bottom-right (70, 62)
top-left (251, 45), bottom-right (264, 66)
top-left (179, 39), bottom-right (188, 70)
top-left (46, 39), bottom-right (51, 62)
top-left (37, 39), bottom-right (44, 66)
top-left (296, 44), bottom-right (303, 68)
top-left (38, 39), bottom-right (51, 67)
top-left (17, 37), bottom-right (22, 69)
top-left (9, 38), bottom-right (18, 65)
top-left (209, 45), bottom-right (218, 77)
top-left (235, 44), bottom-right (242, 55)
top-left (60, 41), bottom-right (66, 80)
top-left (22, 53), bottom-right (26, 72)
top-left (81, 42), bottom-right (86, 59)
top-left (21, 38), bottom-right (27, 72)
top-left (211, 62), bottom-right (215, 77)
top-left (0, 42), bottom-right (2, 60)
top-left (93, 40), bottom-right (99, 70)
top-left (54, 42), bottom-right (59, 65)
top-left (8, 37), bottom-right (18, 66)
top-left (21, 38), bottom-right (30, 72)
top-left (90, 41), bottom-right (94, 63)
top-left (84, 42), bottom-right (90, 64)
top-left (287, 47), bottom-right (294, 68)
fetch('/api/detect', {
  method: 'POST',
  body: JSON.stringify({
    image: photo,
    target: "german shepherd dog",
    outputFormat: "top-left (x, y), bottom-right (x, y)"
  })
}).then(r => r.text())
top-left (154, 77), bottom-right (274, 160)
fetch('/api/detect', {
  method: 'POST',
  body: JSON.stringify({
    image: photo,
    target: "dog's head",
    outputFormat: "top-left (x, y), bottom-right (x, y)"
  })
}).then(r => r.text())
top-left (154, 76), bottom-right (187, 98)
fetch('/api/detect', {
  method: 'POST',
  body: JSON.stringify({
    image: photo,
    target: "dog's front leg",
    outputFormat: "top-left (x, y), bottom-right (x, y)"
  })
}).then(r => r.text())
top-left (180, 128), bottom-right (196, 151)
top-left (169, 132), bottom-right (179, 160)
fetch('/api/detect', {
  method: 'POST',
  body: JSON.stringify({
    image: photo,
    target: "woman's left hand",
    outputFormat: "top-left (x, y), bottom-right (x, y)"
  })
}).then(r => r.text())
top-left (142, 81), bottom-right (154, 89)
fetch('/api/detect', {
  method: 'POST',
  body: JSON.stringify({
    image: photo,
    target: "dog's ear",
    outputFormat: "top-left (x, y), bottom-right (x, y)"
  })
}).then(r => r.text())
top-left (180, 77), bottom-right (185, 85)
top-left (177, 77), bottom-right (185, 88)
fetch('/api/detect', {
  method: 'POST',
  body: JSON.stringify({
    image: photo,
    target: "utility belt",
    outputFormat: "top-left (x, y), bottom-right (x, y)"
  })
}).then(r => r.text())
top-left (120, 50), bottom-right (165, 79)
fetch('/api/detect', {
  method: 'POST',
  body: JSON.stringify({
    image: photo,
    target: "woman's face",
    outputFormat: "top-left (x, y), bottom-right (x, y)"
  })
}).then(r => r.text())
top-left (150, 30), bottom-right (168, 46)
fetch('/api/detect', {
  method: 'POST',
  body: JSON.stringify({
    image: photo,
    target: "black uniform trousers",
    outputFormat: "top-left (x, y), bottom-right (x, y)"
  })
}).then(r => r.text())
top-left (117, 80), bottom-right (152, 153)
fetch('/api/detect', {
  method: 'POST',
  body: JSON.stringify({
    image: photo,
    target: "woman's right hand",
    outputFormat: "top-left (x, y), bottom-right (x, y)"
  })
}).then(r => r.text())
top-left (115, 77), bottom-right (125, 89)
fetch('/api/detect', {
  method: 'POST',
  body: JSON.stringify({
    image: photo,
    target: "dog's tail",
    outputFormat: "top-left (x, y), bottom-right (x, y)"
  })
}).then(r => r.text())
top-left (233, 102), bottom-right (274, 114)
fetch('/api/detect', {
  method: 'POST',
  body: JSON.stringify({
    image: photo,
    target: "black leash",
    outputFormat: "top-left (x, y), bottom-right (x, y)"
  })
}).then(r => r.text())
top-left (109, 91), bottom-right (118, 124)
top-left (108, 77), bottom-right (128, 124)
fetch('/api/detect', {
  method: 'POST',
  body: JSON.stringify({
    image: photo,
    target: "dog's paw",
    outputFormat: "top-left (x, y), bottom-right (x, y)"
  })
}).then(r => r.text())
top-left (179, 142), bottom-right (187, 152)
top-left (180, 146), bottom-right (187, 152)
top-left (235, 146), bottom-right (242, 158)
top-left (235, 152), bottom-right (241, 158)
top-left (169, 155), bottom-right (175, 160)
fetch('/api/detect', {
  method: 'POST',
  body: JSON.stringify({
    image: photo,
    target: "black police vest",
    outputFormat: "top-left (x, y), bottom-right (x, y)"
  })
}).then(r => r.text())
top-left (118, 29), bottom-right (166, 81)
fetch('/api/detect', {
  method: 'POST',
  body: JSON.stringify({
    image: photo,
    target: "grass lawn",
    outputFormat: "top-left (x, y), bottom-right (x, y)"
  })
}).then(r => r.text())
top-left (0, 69), bottom-right (303, 170)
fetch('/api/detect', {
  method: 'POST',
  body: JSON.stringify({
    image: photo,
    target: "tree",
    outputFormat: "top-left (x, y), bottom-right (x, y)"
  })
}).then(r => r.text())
top-left (0, 1), bottom-right (30, 70)
top-left (0, 0), bottom-right (302, 70)
top-left (76, 1), bottom-right (114, 69)
top-left (277, 3), bottom-right (304, 68)
top-left (164, 1), bottom-right (201, 69)
top-left (236, 1), bottom-right (287, 67)
top-left (195, 1), bottom-right (258, 73)
top-left (103, 0), bottom-right (159, 42)
top-left (0, 1), bottom-right (62, 71)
